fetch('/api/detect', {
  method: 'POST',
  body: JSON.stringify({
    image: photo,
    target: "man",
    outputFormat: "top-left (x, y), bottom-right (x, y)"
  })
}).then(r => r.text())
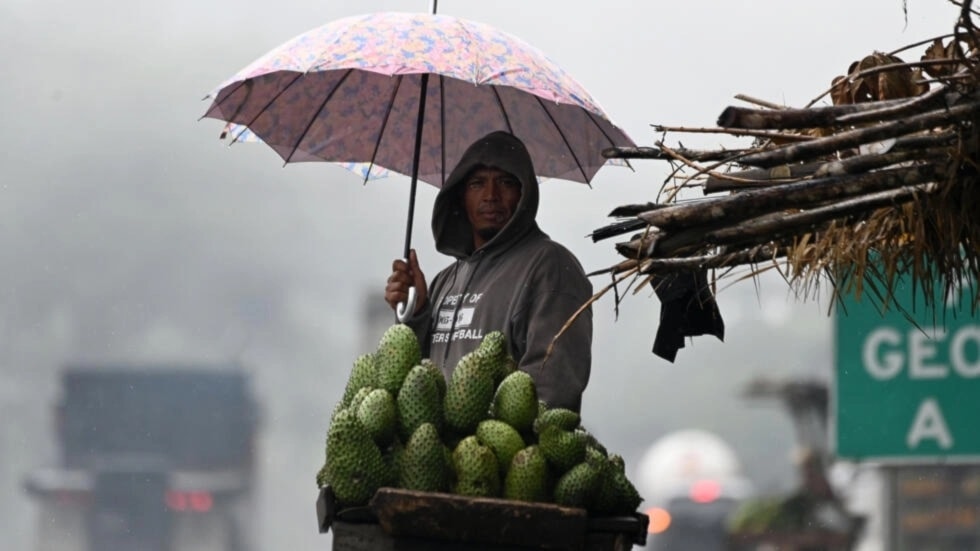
top-left (384, 131), bottom-right (592, 412)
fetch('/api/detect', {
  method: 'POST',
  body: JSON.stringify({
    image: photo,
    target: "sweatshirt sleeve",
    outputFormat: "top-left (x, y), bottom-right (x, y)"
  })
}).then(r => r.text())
top-left (512, 247), bottom-right (593, 412)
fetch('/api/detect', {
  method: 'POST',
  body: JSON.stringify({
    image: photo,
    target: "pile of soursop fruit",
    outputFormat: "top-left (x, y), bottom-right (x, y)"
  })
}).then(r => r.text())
top-left (316, 324), bottom-right (642, 516)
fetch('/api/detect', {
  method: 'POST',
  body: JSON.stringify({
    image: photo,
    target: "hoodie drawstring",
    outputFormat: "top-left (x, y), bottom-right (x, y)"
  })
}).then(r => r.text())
top-left (441, 253), bottom-right (485, 366)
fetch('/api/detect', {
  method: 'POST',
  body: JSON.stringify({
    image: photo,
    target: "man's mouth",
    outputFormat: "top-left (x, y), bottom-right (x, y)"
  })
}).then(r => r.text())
top-left (478, 209), bottom-right (507, 223)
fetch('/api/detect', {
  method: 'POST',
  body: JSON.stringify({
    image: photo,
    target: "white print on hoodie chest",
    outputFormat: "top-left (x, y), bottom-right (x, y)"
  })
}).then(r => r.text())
top-left (433, 292), bottom-right (485, 342)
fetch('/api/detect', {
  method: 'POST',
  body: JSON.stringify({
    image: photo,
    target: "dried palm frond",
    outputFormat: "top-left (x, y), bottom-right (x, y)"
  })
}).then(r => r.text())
top-left (596, 0), bottom-right (980, 316)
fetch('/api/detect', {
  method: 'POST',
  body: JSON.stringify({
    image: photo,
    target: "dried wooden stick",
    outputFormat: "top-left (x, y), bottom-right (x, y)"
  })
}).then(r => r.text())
top-left (834, 86), bottom-right (952, 124)
top-left (616, 178), bottom-right (940, 260)
top-left (838, 58), bottom-right (966, 81)
top-left (703, 148), bottom-right (948, 194)
top-left (886, 33), bottom-right (959, 58)
top-left (703, 162), bottom-right (821, 194)
top-left (700, 183), bottom-right (937, 250)
top-left (636, 246), bottom-right (785, 272)
top-left (638, 165), bottom-right (942, 231)
top-left (652, 141), bottom-right (736, 200)
top-left (543, 264), bottom-right (641, 366)
top-left (586, 258), bottom-right (642, 277)
top-left (651, 124), bottom-right (814, 142)
top-left (812, 148), bottom-right (949, 178)
top-left (734, 94), bottom-right (787, 110)
top-left (718, 88), bottom-right (959, 130)
top-left (736, 100), bottom-right (980, 167)
top-left (602, 146), bottom-right (754, 162)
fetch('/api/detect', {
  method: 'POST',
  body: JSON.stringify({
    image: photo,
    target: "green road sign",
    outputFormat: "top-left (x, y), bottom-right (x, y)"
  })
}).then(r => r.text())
top-left (834, 273), bottom-right (979, 462)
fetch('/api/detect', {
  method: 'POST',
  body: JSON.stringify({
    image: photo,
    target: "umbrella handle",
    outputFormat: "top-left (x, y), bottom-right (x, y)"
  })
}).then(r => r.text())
top-left (396, 286), bottom-right (417, 323)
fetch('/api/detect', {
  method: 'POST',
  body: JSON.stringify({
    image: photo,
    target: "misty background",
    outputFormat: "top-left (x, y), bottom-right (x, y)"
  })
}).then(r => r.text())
top-left (1, 1), bottom-right (960, 549)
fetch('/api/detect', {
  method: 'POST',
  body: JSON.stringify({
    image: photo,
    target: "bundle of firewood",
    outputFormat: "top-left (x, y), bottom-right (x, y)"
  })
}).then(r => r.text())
top-left (593, 0), bottom-right (980, 313)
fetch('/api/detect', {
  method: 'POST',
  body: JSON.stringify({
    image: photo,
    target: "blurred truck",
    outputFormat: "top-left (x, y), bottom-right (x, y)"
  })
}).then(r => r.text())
top-left (634, 429), bottom-right (755, 550)
top-left (24, 365), bottom-right (261, 551)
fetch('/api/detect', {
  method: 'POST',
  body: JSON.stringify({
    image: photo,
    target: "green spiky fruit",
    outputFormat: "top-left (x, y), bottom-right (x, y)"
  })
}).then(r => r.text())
top-left (348, 386), bottom-right (375, 414)
top-left (538, 425), bottom-right (588, 474)
top-left (475, 419), bottom-right (525, 475)
top-left (397, 365), bottom-right (444, 441)
top-left (534, 407), bottom-right (581, 434)
top-left (375, 324), bottom-right (422, 395)
top-left (444, 352), bottom-right (495, 435)
top-left (479, 330), bottom-right (507, 358)
top-left (477, 331), bottom-right (512, 385)
top-left (491, 371), bottom-right (538, 433)
top-left (321, 409), bottom-right (390, 506)
top-left (356, 388), bottom-right (397, 447)
top-left (383, 439), bottom-right (405, 486)
top-left (592, 457), bottom-right (642, 516)
top-left (606, 467), bottom-right (643, 515)
top-left (316, 463), bottom-right (330, 488)
top-left (584, 444), bottom-right (607, 466)
top-left (341, 353), bottom-right (377, 407)
top-left (503, 445), bottom-right (550, 503)
top-left (577, 428), bottom-right (608, 457)
top-left (553, 461), bottom-right (602, 509)
top-left (608, 453), bottom-right (626, 472)
top-left (399, 423), bottom-right (451, 492)
top-left (419, 358), bottom-right (447, 399)
top-left (451, 436), bottom-right (500, 497)
top-left (605, 453), bottom-right (642, 514)
top-left (588, 452), bottom-right (618, 515)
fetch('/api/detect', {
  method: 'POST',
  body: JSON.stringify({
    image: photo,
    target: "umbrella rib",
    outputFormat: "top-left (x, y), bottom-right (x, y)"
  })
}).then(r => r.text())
top-left (364, 75), bottom-right (406, 184)
top-left (490, 86), bottom-right (514, 135)
top-left (227, 73), bottom-right (304, 145)
top-left (533, 96), bottom-right (589, 184)
top-left (199, 79), bottom-right (249, 123)
top-left (440, 74), bottom-right (447, 187)
top-left (584, 109), bottom-right (634, 172)
top-left (284, 69), bottom-right (354, 165)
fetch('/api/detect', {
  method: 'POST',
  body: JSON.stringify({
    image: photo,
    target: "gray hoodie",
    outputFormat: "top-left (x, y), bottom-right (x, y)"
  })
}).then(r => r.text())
top-left (405, 131), bottom-right (593, 411)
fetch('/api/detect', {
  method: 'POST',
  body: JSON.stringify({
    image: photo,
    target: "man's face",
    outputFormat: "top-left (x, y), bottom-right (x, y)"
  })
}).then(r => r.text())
top-left (462, 166), bottom-right (522, 247)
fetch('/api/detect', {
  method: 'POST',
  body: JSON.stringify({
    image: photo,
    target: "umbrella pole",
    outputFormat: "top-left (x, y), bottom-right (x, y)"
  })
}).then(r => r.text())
top-left (403, 0), bottom-right (434, 256)
top-left (396, 72), bottom-right (430, 323)
top-left (403, 73), bottom-right (429, 260)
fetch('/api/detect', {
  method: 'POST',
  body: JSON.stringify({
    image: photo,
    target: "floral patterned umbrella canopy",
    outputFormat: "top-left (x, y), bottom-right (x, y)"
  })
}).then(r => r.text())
top-left (201, 11), bottom-right (635, 318)
top-left (203, 11), bottom-right (633, 184)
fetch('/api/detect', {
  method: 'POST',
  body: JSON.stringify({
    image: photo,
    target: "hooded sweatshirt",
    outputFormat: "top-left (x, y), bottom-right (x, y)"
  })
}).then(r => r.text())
top-left (404, 131), bottom-right (593, 412)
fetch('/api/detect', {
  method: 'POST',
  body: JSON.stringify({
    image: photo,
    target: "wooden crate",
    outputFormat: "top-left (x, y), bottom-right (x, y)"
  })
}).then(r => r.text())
top-left (316, 486), bottom-right (648, 551)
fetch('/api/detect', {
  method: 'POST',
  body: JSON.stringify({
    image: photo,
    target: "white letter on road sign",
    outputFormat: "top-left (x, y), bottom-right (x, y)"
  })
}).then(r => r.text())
top-left (906, 398), bottom-right (953, 450)
top-left (951, 326), bottom-right (980, 377)
top-left (863, 328), bottom-right (903, 379)
top-left (908, 329), bottom-right (947, 379)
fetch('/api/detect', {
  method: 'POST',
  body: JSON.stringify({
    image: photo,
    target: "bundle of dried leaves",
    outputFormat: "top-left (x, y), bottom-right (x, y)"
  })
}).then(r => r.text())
top-left (594, 0), bottom-right (980, 317)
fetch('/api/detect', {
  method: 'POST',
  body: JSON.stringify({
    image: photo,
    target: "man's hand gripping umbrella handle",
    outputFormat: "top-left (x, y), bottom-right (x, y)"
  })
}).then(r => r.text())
top-left (396, 69), bottom-right (429, 325)
top-left (396, 283), bottom-right (417, 323)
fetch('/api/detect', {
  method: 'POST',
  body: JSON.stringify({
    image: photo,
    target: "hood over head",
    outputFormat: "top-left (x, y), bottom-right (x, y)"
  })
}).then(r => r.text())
top-left (432, 131), bottom-right (540, 259)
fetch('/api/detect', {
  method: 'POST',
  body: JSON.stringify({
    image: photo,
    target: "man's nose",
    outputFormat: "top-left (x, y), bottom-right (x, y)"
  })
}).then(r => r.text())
top-left (481, 181), bottom-right (502, 201)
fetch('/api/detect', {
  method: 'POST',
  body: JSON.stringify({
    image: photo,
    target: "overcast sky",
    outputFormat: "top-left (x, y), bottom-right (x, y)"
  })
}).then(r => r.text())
top-left (0, 1), bottom-right (961, 549)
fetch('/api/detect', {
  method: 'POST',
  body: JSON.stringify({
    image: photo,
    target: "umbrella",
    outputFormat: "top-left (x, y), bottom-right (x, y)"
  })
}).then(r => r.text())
top-left (201, 8), bottom-right (635, 319)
